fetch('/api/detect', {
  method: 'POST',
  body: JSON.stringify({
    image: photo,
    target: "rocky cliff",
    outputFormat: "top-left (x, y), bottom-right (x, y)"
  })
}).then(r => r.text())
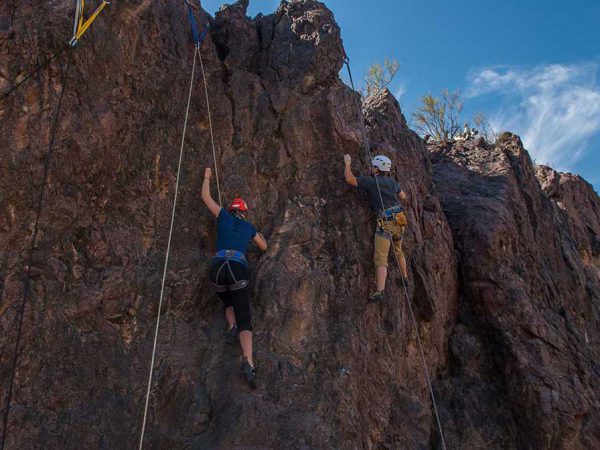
top-left (429, 136), bottom-right (600, 449)
top-left (0, 1), bottom-right (598, 449)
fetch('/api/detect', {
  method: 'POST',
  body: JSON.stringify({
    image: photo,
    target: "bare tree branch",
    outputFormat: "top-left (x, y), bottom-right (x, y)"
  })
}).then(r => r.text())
top-left (364, 58), bottom-right (400, 97)
top-left (473, 112), bottom-right (497, 143)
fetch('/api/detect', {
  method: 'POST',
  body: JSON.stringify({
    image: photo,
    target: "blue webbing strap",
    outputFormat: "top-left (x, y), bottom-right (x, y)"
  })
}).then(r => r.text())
top-left (185, 0), bottom-right (209, 47)
top-left (214, 250), bottom-right (247, 265)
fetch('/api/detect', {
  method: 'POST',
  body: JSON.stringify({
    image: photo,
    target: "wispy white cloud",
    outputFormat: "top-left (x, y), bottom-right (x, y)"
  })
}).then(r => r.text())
top-left (394, 83), bottom-right (407, 101)
top-left (467, 63), bottom-right (600, 170)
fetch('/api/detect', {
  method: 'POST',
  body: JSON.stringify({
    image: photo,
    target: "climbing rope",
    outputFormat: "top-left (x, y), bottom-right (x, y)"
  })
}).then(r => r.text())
top-left (199, 49), bottom-right (223, 205)
top-left (186, 0), bottom-right (221, 203)
top-left (399, 255), bottom-right (447, 450)
top-left (1, 3), bottom-right (108, 448)
top-left (344, 58), bottom-right (448, 450)
top-left (0, 44), bottom-right (69, 102)
top-left (70, 0), bottom-right (111, 47)
top-left (0, 0), bottom-right (108, 103)
top-left (137, 44), bottom-right (199, 450)
top-left (137, 4), bottom-right (221, 446)
top-left (1, 48), bottom-right (74, 450)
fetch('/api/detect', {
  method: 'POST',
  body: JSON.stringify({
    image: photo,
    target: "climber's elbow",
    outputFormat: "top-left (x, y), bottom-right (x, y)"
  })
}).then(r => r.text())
top-left (345, 173), bottom-right (358, 187)
top-left (254, 233), bottom-right (268, 252)
top-left (202, 193), bottom-right (221, 217)
top-left (344, 164), bottom-right (358, 186)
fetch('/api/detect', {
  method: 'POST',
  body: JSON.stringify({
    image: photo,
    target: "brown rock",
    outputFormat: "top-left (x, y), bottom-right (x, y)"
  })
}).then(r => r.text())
top-left (1, 1), bottom-right (598, 449)
top-left (429, 136), bottom-right (600, 449)
top-left (1, 1), bottom-right (456, 448)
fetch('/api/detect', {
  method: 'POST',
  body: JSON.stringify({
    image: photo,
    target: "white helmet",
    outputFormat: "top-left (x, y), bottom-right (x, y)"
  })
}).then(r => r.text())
top-left (372, 155), bottom-right (392, 172)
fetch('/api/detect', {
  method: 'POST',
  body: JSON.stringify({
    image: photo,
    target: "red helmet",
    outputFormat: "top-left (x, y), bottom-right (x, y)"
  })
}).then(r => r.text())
top-left (229, 197), bottom-right (248, 212)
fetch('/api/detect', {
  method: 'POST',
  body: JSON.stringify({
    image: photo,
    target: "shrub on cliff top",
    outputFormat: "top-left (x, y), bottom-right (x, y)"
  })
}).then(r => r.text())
top-left (363, 58), bottom-right (400, 97)
top-left (413, 89), bottom-right (463, 141)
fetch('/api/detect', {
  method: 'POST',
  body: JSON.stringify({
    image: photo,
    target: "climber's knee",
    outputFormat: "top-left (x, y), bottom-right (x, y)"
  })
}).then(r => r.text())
top-left (231, 285), bottom-right (252, 333)
top-left (373, 232), bottom-right (391, 267)
top-left (218, 291), bottom-right (234, 309)
top-left (236, 301), bottom-right (252, 332)
top-left (390, 225), bottom-right (405, 258)
top-left (393, 240), bottom-right (405, 259)
top-left (237, 321), bottom-right (253, 333)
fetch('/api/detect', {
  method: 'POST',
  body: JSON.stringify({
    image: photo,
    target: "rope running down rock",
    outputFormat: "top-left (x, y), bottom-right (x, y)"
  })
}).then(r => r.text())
top-left (344, 58), bottom-right (448, 450)
top-left (138, 45), bottom-right (200, 450)
top-left (1, 48), bottom-right (74, 450)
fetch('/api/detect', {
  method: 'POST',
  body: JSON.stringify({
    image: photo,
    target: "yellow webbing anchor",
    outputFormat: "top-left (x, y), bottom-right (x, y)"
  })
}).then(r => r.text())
top-left (69, 0), bottom-right (110, 47)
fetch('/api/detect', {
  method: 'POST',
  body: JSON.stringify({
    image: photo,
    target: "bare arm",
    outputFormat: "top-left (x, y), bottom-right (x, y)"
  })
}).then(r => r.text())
top-left (253, 232), bottom-right (268, 251)
top-left (344, 154), bottom-right (358, 187)
top-left (201, 167), bottom-right (222, 218)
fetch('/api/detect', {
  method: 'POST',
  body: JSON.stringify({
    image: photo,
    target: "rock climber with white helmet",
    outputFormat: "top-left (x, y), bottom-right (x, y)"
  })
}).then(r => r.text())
top-left (343, 153), bottom-right (408, 302)
top-left (201, 167), bottom-right (268, 389)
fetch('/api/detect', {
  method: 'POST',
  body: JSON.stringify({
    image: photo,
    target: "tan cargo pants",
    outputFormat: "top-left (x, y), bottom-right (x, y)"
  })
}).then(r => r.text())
top-left (373, 220), bottom-right (405, 268)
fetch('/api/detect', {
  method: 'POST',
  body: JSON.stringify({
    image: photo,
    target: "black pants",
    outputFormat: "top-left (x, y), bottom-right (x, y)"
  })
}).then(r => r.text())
top-left (208, 260), bottom-right (252, 332)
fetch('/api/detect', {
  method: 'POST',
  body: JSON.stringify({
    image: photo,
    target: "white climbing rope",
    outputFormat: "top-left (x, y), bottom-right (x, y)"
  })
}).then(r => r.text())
top-left (138, 45), bottom-right (199, 450)
top-left (344, 59), bottom-right (448, 450)
top-left (198, 47), bottom-right (223, 205)
top-left (399, 260), bottom-right (447, 450)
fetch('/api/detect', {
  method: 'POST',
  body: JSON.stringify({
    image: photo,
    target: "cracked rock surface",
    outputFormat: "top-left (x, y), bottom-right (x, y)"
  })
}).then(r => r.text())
top-left (1, 1), bottom-right (598, 449)
top-left (429, 135), bottom-right (600, 449)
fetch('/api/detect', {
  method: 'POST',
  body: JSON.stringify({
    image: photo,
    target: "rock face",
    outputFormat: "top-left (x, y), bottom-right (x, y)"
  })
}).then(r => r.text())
top-left (536, 164), bottom-right (600, 269)
top-left (429, 135), bottom-right (600, 449)
top-left (0, 1), bottom-right (598, 449)
top-left (1, 1), bottom-right (457, 448)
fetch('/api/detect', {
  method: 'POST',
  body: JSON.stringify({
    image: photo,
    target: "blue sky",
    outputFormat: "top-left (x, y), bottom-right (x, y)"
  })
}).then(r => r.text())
top-left (201, 0), bottom-right (600, 192)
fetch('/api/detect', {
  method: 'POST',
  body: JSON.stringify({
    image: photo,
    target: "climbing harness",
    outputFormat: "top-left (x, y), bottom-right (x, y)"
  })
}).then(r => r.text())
top-left (214, 249), bottom-right (248, 265)
top-left (379, 205), bottom-right (404, 220)
top-left (0, 49), bottom-right (74, 450)
top-left (138, 3), bottom-right (220, 449)
top-left (377, 206), bottom-right (408, 229)
top-left (1, 2), bottom-right (110, 446)
top-left (344, 57), bottom-right (448, 450)
top-left (70, 0), bottom-right (111, 47)
top-left (210, 250), bottom-right (250, 292)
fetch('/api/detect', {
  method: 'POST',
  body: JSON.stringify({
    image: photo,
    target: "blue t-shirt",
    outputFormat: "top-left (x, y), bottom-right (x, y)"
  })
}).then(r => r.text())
top-left (216, 209), bottom-right (257, 254)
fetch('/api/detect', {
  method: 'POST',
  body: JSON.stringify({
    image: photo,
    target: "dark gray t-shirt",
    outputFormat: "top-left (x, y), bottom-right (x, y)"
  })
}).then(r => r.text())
top-left (357, 175), bottom-right (401, 214)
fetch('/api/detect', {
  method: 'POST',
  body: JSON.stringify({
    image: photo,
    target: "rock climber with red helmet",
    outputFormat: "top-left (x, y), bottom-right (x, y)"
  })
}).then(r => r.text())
top-left (343, 153), bottom-right (408, 302)
top-left (201, 167), bottom-right (267, 389)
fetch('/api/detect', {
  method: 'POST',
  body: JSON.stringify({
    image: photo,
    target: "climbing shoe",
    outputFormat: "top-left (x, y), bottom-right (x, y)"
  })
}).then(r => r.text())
top-left (226, 324), bottom-right (238, 345)
top-left (368, 291), bottom-right (386, 303)
top-left (242, 358), bottom-right (257, 390)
